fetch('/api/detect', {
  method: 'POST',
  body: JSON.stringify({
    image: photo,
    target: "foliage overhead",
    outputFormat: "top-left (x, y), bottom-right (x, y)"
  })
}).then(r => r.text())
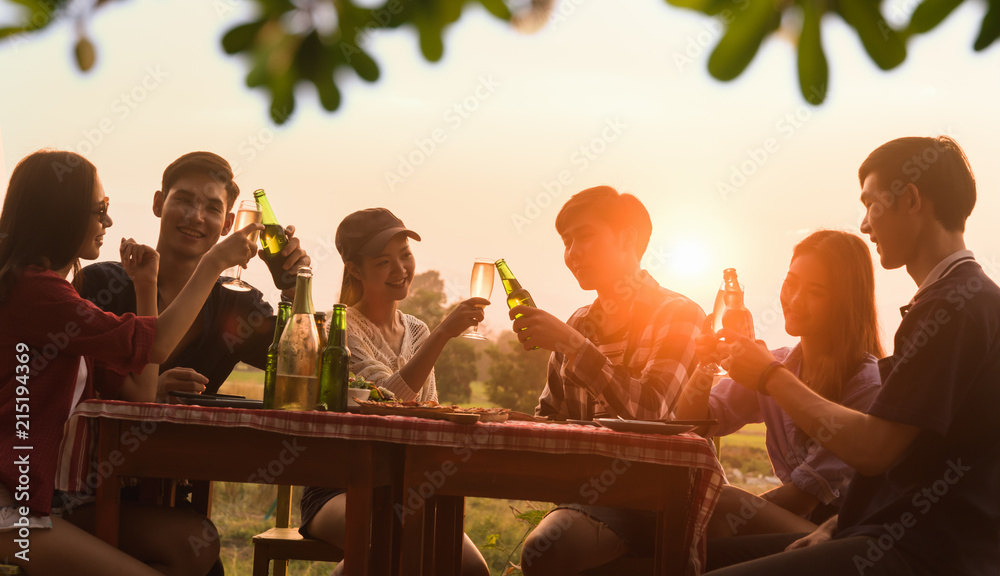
top-left (2, 0), bottom-right (997, 120)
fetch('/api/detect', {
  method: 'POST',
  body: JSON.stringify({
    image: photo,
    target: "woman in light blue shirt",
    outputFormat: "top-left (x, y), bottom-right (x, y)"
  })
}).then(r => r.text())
top-left (677, 229), bottom-right (884, 537)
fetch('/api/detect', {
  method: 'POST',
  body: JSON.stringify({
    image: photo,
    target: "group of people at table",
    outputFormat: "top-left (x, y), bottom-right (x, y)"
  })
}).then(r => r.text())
top-left (0, 135), bottom-right (997, 576)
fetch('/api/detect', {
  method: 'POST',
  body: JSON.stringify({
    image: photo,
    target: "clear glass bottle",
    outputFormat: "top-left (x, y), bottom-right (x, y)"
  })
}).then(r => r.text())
top-left (274, 267), bottom-right (320, 410)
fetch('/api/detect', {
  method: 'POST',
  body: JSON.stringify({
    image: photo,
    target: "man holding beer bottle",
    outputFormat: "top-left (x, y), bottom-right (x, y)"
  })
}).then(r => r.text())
top-left (513, 186), bottom-right (706, 576)
top-left (704, 137), bottom-right (1000, 576)
top-left (78, 151), bottom-right (311, 399)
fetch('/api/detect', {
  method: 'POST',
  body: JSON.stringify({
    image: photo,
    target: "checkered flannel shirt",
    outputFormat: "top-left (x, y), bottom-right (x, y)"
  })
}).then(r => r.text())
top-left (535, 271), bottom-right (705, 421)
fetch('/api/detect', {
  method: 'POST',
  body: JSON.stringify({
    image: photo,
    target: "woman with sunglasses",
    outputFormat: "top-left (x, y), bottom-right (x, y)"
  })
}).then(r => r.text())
top-left (0, 150), bottom-right (260, 575)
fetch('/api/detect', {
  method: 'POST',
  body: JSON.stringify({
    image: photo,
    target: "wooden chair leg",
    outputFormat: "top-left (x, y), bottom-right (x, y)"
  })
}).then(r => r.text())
top-left (274, 558), bottom-right (289, 576)
top-left (252, 546), bottom-right (270, 576)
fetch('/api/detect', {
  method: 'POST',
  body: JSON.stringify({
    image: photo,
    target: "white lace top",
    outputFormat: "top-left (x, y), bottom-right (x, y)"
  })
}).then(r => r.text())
top-left (346, 307), bottom-right (437, 403)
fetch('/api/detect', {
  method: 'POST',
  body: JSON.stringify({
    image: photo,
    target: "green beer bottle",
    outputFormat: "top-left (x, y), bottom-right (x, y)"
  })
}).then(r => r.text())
top-left (318, 304), bottom-right (351, 413)
top-left (263, 302), bottom-right (292, 409)
top-left (495, 259), bottom-right (538, 349)
top-left (252, 189), bottom-right (296, 290)
top-left (495, 259), bottom-right (536, 314)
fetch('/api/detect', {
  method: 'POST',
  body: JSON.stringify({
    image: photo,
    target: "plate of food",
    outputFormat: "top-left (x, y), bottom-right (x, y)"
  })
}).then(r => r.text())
top-left (594, 418), bottom-right (697, 436)
top-left (355, 400), bottom-right (481, 424)
top-left (454, 407), bottom-right (510, 423)
top-left (347, 375), bottom-right (396, 412)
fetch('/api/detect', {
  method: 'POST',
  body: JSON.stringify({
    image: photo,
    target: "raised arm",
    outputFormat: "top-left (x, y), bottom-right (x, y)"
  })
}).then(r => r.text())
top-left (719, 331), bottom-right (919, 476)
top-left (395, 298), bottom-right (488, 394)
top-left (149, 223), bottom-right (261, 363)
top-left (511, 299), bottom-right (704, 420)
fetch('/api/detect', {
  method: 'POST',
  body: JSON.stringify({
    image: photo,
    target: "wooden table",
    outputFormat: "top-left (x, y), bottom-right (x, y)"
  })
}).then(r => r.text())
top-left (395, 420), bottom-right (725, 576)
top-left (67, 402), bottom-right (723, 576)
top-left (70, 401), bottom-right (401, 576)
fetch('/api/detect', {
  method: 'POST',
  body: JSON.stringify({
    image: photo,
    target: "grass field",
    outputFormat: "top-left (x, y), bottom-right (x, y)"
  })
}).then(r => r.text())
top-left (210, 367), bottom-right (774, 574)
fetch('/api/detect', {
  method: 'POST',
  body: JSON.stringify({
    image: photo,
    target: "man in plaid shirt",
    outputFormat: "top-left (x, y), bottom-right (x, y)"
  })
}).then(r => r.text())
top-left (510, 185), bottom-right (706, 422)
top-left (510, 186), bottom-right (707, 575)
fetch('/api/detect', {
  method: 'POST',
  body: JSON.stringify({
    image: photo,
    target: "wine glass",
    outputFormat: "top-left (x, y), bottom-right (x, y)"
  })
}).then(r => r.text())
top-left (222, 200), bottom-right (262, 292)
top-left (464, 258), bottom-right (494, 340)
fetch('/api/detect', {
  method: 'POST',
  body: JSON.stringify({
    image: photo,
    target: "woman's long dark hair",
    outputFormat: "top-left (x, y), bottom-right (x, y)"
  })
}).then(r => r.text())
top-left (0, 150), bottom-right (97, 303)
top-left (786, 230), bottom-right (884, 401)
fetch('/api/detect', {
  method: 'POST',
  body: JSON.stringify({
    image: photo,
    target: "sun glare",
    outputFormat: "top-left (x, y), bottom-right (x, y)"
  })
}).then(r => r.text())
top-left (667, 239), bottom-right (709, 279)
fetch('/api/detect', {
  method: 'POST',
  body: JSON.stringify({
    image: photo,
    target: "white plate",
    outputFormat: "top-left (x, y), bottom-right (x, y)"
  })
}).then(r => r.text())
top-left (594, 419), bottom-right (697, 436)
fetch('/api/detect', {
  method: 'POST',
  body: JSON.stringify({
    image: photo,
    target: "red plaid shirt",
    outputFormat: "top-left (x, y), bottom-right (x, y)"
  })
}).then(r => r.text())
top-left (535, 271), bottom-right (705, 421)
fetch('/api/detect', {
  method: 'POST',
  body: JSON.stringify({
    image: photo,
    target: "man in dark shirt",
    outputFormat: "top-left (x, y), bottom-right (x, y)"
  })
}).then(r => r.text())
top-left (705, 136), bottom-right (1000, 576)
top-left (79, 151), bottom-right (309, 397)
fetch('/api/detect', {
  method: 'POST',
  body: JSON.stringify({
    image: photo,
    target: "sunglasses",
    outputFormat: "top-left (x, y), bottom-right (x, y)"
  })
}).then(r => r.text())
top-left (94, 197), bottom-right (110, 220)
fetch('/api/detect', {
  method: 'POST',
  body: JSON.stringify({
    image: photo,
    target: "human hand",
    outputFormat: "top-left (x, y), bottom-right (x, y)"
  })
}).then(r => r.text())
top-left (509, 306), bottom-right (582, 354)
top-left (120, 238), bottom-right (159, 288)
top-left (716, 329), bottom-right (778, 391)
top-left (695, 316), bottom-right (723, 367)
top-left (263, 225), bottom-right (310, 298)
top-left (158, 368), bottom-right (209, 403)
top-left (207, 222), bottom-right (263, 272)
top-left (785, 516), bottom-right (837, 551)
top-left (438, 298), bottom-right (490, 338)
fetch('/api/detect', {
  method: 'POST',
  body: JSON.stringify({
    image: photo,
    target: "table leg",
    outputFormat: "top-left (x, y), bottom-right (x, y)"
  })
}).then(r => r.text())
top-left (94, 419), bottom-right (120, 546)
top-left (434, 496), bottom-right (463, 576)
top-left (400, 501), bottom-right (425, 576)
top-left (345, 446), bottom-right (375, 576)
top-left (422, 498), bottom-right (439, 576)
top-left (653, 482), bottom-right (693, 576)
top-left (371, 485), bottom-right (395, 576)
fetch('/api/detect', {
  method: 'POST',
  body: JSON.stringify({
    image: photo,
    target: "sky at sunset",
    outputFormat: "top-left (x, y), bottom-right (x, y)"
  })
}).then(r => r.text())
top-left (2, 0), bottom-right (999, 351)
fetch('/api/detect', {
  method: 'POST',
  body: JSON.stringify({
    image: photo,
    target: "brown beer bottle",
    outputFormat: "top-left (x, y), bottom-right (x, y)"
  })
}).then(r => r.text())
top-left (711, 268), bottom-right (755, 339)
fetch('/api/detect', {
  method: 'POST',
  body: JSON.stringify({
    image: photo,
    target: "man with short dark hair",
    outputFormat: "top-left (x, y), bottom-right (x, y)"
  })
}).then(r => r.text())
top-left (79, 151), bottom-right (310, 398)
top-left (513, 185), bottom-right (706, 575)
top-left (704, 136), bottom-right (1000, 576)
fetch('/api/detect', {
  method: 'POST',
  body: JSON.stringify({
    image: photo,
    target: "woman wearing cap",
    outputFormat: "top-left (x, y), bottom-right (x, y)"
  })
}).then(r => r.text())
top-left (299, 208), bottom-right (490, 576)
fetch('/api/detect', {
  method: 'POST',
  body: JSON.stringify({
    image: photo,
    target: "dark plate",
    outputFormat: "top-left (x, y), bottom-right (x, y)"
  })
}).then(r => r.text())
top-left (168, 392), bottom-right (264, 409)
top-left (594, 418), bottom-right (697, 436)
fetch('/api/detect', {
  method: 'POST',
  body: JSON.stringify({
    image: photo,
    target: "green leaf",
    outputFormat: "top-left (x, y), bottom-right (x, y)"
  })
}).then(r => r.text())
top-left (478, 0), bottom-right (512, 20)
top-left (906, 0), bottom-right (964, 35)
top-left (483, 533), bottom-right (502, 549)
top-left (974, 0), bottom-right (1000, 50)
top-left (664, 0), bottom-right (727, 14)
top-left (222, 20), bottom-right (266, 55)
top-left (797, 0), bottom-right (828, 104)
top-left (513, 508), bottom-right (547, 527)
top-left (74, 36), bottom-right (95, 72)
top-left (347, 45), bottom-right (380, 82)
top-left (417, 18), bottom-right (446, 62)
top-left (708, 0), bottom-right (782, 81)
top-left (0, 26), bottom-right (28, 39)
top-left (837, 0), bottom-right (906, 69)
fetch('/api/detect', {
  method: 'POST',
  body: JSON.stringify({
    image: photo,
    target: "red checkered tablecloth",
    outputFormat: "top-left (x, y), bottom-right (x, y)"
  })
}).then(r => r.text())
top-left (63, 399), bottom-right (725, 574)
